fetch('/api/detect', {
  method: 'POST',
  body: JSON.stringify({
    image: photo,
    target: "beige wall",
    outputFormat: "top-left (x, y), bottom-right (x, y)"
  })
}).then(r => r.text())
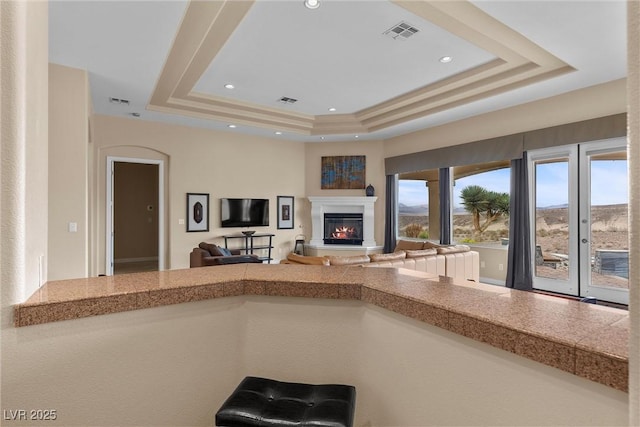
top-left (48, 64), bottom-right (89, 280)
top-left (0, 0), bottom-right (49, 312)
top-left (471, 244), bottom-right (509, 284)
top-left (24, 1), bottom-right (49, 292)
top-left (304, 140), bottom-right (386, 246)
top-left (1, 296), bottom-right (628, 426)
top-left (91, 115), bottom-right (307, 272)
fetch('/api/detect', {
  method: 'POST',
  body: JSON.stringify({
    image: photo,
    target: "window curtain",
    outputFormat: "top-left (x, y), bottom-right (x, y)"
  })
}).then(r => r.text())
top-left (439, 168), bottom-right (452, 245)
top-left (505, 153), bottom-right (533, 290)
top-left (383, 174), bottom-right (398, 253)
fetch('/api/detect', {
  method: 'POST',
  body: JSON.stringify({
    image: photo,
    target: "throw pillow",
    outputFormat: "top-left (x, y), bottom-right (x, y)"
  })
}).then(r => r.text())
top-left (436, 245), bottom-right (471, 254)
top-left (394, 240), bottom-right (425, 252)
top-left (370, 251), bottom-right (406, 262)
top-left (422, 241), bottom-right (441, 249)
top-left (199, 242), bottom-right (223, 256)
top-left (218, 247), bottom-right (233, 257)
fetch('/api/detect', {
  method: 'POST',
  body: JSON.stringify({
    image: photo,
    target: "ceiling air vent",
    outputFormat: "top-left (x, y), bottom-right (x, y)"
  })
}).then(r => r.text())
top-left (384, 21), bottom-right (419, 40)
top-left (277, 96), bottom-right (298, 104)
top-left (109, 97), bottom-right (130, 105)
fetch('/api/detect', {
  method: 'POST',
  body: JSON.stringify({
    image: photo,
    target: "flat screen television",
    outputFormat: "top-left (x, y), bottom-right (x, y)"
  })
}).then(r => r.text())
top-left (220, 198), bottom-right (269, 228)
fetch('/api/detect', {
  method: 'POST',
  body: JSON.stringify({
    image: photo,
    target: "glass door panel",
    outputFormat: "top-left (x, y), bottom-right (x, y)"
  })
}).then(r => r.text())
top-left (530, 138), bottom-right (629, 305)
top-left (580, 140), bottom-right (629, 304)
top-left (534, 161), bottom-right (569, 281)
top-left (529, 146), bottom-right (578, 296)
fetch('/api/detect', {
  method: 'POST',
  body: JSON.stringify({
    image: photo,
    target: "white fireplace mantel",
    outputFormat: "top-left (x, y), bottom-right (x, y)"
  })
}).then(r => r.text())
top-left (308, 196), bottom-right (377, 248)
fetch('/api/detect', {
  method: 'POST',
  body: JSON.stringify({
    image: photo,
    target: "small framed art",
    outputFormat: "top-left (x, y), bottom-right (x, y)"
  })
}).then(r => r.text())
top-left (277, 196), bottom-right (294, 229)
top-left (186, 193), bottom-right (209, 232)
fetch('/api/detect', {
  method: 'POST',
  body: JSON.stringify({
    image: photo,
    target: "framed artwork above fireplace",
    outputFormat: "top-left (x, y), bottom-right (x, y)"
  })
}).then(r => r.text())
top-left (321, 155), bottom-right (365, 189)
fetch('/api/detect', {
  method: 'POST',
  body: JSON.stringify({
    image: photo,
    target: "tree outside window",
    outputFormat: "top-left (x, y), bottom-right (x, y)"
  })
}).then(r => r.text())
top-left (454, 167), bottom-right (510, 244)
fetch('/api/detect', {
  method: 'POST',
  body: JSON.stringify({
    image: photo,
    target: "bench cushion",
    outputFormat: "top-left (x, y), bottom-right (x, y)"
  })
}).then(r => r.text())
top-left (215, 376), bottom-right (355, 427)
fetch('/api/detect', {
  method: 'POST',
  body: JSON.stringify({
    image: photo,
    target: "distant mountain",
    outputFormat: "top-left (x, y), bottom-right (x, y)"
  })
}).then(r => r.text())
top-left (398, 203), bottom-right (428, 214)
top-left (400, 203), bottom-right (468, 215)
top-left (537, 204), bottom-right (569, 210)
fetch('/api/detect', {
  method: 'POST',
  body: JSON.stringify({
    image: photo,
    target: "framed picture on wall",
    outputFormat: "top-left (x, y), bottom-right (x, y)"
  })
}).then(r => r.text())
top-left (186, 193), bottom-right (209, 232)
top-left (321, 155), bottom-right (366, 189)
top-left (277, 196), bottom-right (294, 229)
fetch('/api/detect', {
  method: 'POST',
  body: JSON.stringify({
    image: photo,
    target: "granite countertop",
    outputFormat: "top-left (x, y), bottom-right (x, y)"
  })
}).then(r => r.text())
top-left (14, 264), bottom-right (629, 392)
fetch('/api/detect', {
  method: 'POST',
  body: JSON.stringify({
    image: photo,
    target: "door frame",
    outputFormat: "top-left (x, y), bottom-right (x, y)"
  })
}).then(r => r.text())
top-left (528, 144), bottom-right (580, 296)
top-left (578, 137), bottom-right (629, 304)
top-left (528, 138), bottom-right (629, 304)
top-left (106, 156), bottom-right (165, 276)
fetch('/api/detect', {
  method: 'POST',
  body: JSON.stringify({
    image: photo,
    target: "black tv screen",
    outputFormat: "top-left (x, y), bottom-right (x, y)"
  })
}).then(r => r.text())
top-left (221, 198), bottom-right (269, 227)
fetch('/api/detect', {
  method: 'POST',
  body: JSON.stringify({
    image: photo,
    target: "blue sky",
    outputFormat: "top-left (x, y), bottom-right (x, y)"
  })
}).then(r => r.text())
top-left (399, 161), bottom-right (628, 208)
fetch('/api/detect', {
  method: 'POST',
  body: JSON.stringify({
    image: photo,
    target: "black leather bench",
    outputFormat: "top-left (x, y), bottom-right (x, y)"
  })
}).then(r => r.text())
top-left (215, 376), bottom-right (356, 427)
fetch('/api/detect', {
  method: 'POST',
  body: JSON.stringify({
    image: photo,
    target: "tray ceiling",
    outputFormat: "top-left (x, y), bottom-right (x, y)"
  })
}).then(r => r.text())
top-left (49, 0), bottom-right (627, 142)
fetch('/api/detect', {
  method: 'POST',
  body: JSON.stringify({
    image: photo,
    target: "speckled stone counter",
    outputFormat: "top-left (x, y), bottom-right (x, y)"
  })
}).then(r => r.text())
top-left (14, 264), bottom-right (629, 392)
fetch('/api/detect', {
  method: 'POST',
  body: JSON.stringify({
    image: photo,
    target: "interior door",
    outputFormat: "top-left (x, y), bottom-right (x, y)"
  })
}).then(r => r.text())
top-left (106, 156), bottom-right (165, 276)
top-left (529, 138), bottom-right (629, 305)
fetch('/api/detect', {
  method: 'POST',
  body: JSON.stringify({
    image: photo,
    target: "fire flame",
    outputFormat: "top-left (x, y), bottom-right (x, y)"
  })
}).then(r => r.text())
top-left (332, 226), bottom-right (356, 239)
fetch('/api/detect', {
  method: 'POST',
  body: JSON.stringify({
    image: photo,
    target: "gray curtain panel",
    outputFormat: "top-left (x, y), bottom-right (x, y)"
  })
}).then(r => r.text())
top-left (439, 168), bottom-right (452, 245)
top-left (505, 153), bottom-right (533, 290)
top-left (383, 174), bottom-right (398, 253)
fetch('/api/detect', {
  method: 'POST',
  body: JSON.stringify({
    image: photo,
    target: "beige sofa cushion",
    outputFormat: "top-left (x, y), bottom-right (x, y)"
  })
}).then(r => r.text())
top-left (328, 255), bottom-right (370, 266)
top-left (394, 240), bottom-right (425, 251)
top-left (422, 241), bottom-right (441, 250)
top-left (370, 251), bottom-right (406, 262)
top-left (405, 248), bottom-right (438, 258)
top-left (287, 253), bottom-right (330, 266)
top-left (436, 245), bottom-right (471, 254)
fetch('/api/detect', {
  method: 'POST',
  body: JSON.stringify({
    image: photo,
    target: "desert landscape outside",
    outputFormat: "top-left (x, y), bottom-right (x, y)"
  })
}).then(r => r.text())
top-left (398, 149), bottom-right (629, 299)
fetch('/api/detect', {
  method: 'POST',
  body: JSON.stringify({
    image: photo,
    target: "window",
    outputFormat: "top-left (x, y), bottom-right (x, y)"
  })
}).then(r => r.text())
top-left (398, 179), bottom-right (430, 239)
top-left (397, 162), bottom-right (510, 250)
top-left (453, 165), bottom-right (511, 245)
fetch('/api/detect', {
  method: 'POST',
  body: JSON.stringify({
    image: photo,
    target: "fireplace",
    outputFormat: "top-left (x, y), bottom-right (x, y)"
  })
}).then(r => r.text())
top-left (324, 213), bottom-right (363, 245)
top-left (308, 196), bottom-right (378, 249)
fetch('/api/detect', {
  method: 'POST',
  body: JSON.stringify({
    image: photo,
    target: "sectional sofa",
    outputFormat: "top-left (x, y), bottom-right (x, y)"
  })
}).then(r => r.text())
top-left (283, 240), bottom-right (480, 283)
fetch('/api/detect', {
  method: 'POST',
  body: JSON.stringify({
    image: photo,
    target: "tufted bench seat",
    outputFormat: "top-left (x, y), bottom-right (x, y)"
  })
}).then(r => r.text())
top-left (215, 376), bottom-right (356, 427)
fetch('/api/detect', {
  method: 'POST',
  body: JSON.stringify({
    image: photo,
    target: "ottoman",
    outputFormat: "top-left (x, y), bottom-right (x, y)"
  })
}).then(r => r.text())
top-left (215, 376), bottom-right (356, 427)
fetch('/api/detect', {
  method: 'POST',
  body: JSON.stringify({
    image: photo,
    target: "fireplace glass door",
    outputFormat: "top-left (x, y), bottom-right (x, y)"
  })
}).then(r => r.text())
top-left (324, 213), bottom-right (363, 245)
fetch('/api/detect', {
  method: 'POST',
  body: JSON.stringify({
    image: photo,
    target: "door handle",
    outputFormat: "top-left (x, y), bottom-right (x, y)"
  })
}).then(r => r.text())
top-left (581, 238), bottom-right (588, 243)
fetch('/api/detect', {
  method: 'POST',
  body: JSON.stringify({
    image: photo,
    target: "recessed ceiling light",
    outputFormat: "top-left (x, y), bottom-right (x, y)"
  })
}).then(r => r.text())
top-left (275, 131), bottom-right (283, 135)
top-left (228, 124), bottom-right (237, 129)
top-left (304, 0), bottom-right (320, 9)
top-left (355, 135), bottom-right (359, 138)
top-left (328, 107), bottom-right (337, 112)
top-left (224, 84), bottom-right (235, 89)
top-left (439, 56), bottom-right (453, 63)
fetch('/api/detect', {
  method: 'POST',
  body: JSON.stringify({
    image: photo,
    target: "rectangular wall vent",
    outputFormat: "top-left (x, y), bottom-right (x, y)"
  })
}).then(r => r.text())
top-left (383, 21), bottom-right (419, 40)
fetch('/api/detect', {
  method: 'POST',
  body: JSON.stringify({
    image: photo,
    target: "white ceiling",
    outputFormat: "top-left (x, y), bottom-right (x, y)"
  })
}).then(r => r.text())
top-left (49, 0), bottom-right (627, 143)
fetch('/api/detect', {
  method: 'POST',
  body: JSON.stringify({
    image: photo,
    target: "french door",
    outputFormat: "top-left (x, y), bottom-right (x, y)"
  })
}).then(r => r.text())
top-left (528, 137), bottom-right (629, 305)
